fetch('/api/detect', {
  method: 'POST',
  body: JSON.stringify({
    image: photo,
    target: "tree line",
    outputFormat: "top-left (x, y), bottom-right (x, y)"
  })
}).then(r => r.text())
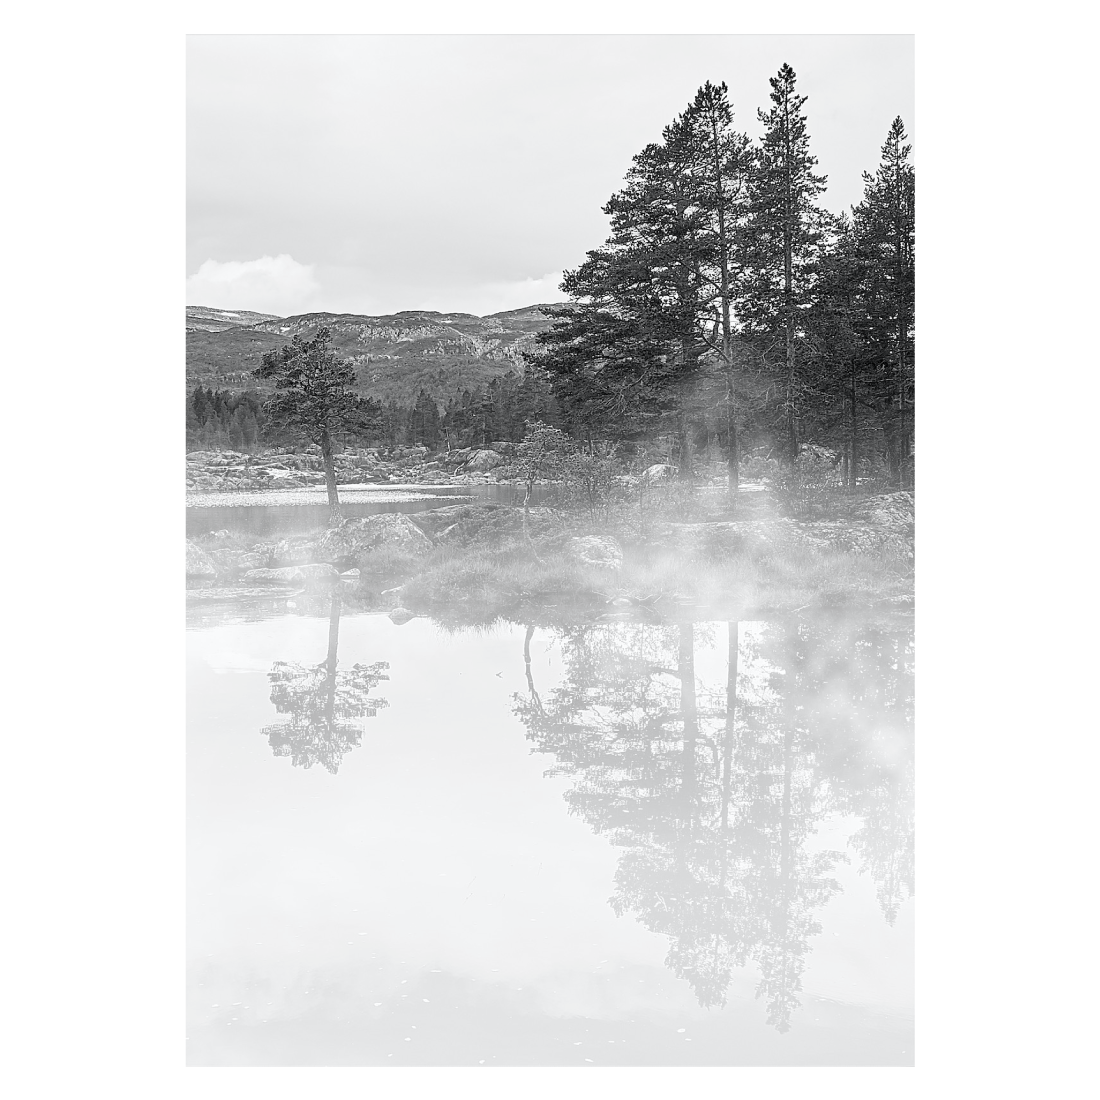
top-left (534, 66), bottom-right (914, 492)
top-left (186, 369), bottom-right (560, 453)
top-left (190, 63), bottom-right (913, 501)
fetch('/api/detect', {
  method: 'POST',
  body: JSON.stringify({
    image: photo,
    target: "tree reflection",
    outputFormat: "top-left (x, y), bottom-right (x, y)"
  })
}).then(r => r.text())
top-left (261, 598), bottom-right (389, 774)
top-left (514, 614), bottom-right (913, 1031)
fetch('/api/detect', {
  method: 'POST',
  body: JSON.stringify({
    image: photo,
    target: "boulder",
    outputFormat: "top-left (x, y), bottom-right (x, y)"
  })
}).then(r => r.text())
top-left (208, 548), bottom-right (265, 575)
top-left (411, 502), bottom-right (507, 538)
top-left (641, 463), bottom-right (678, 485)
top-left (466, 449), bottom-right (505, 472)
top-left (241, 564), bottom-right (340, 586)
top-left (388, 607), bottom-right (415, 625)
top-left (185, 540), bottom-right (217, 577)
top-left (316, 513), bottom-right (433, 566)
top-left (566, 535), bottom-right (623, 571)
top-left (241, 567), bottom-right (303, 585)
top-left (294, 563), bottom-right (340, 580)
top-left (267, 536), bottom-right (321, 567)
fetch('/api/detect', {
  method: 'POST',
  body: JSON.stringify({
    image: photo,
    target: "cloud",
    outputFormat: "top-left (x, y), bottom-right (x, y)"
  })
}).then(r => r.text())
top-left (415, 272), bottom-right (566, 317)
top-left (185, 254), bottom-right (321, 316)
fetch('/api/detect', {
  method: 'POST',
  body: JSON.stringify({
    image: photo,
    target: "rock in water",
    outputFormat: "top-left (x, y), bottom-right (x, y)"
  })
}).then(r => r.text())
top-left (317, 514), bottom-right (433, 565)
top-left (566, 535), bottom-right (623, 571)
top-left (185, 540), bottom-right (217, 577)
top-left (241, 564), bottom-right (339, 586)
top-left (241, 567), bottom-right (303, 585)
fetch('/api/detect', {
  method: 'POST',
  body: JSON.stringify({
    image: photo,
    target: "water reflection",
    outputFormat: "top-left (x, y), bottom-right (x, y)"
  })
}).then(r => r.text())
top-left (513, 616), bottom-right (913, 1032)
top-left (261, 599), bottom-right (390, 773)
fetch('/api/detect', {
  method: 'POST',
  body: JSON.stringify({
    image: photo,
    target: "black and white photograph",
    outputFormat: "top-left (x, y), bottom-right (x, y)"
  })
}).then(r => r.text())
top-left (183, 33), bottom-right (915, 1068)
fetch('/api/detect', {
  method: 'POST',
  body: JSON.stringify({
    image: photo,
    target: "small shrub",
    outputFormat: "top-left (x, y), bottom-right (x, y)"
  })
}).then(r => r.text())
top-left (773, 445), bottom-right (844, 519)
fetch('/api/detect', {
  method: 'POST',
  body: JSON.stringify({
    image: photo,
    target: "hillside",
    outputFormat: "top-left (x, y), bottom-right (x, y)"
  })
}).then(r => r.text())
top-left (185, 305), bottom-right (283, 332)
top-left (186, 304), bottom-right (567, 404)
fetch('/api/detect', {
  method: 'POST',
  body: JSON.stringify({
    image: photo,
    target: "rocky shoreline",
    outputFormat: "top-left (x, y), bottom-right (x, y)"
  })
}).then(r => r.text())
top-left (185, 493), bottom-right (915, 618)
top-left (185, 442), bottom-right (517, 493)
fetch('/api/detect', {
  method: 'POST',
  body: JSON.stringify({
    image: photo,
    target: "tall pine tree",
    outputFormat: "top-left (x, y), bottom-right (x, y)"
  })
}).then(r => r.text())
top-left (852, 116), bottom-right (915, 486)
top-left (738, 64), bottom-right (829, 461)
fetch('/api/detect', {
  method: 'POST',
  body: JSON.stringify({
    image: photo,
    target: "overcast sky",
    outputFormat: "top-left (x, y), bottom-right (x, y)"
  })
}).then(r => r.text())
top-left (187, 34), bottom-right (913, 319)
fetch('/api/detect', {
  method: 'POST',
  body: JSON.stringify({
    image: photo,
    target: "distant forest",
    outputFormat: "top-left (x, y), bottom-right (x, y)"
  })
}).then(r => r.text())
top-left (188, 66), bottom-right (913, 486)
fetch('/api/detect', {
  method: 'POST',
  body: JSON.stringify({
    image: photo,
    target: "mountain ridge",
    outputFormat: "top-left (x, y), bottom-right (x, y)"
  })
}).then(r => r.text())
top-left (185, 303), bottom-right (568, 406)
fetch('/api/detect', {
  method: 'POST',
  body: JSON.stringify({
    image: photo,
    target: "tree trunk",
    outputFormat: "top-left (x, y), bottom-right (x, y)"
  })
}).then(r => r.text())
top-left (706, 103), bottom-right (739, 507)
top-left (678, 404), bottom-right (693, 479)
top-left (849, 365), bottom-right (858, 493)
top-left (320, 428), bottom-right (342, 525)
top-left (678, 342), bottom-right (695, 481)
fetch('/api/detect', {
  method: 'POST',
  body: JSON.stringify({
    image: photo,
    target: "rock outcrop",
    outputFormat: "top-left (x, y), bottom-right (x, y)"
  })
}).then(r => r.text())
top-left (241, 563), bottom-right (340, 586)
top-left (466, 449), bottom-right (505, 472)
top-left (316, 513), bottom-right (433, 566)
top-left (185, 540), bottom-right (217, 577)
top-left (566, 535), bottom-right (623, 571)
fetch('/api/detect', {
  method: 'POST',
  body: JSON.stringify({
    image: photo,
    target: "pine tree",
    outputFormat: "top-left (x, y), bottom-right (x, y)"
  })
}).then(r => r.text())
top-left (852, 117), bottom-right (915, 486)
top-left (253, 327), bottom-right (373, 524)
top-left (738, 64), bottom-right (829, 460)
top-left (242, 410), bottom-right (259, 450)
top-left (410, 389), bottom-right (441, 449)
top-left (186, 399), bottom-right (202, 444)
top-left (538, 119), bottom-right (720, 473)
top-left (191, 384), bottom-right (208, 425)
top-left (675, 81), bottom-right (753, 496)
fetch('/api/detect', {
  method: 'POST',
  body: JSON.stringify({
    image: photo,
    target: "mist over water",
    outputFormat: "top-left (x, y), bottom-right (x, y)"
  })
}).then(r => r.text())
top-left (187, 601), bottom-right (912, 1066)
top-left (185, 484), bottom-right (531, 538)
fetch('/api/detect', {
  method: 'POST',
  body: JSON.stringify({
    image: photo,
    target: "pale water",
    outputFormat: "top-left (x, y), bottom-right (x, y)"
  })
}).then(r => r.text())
top-left (187, 601), bottom-right (913, 1066)
top-left (186, 484), bottom-right (530, 539)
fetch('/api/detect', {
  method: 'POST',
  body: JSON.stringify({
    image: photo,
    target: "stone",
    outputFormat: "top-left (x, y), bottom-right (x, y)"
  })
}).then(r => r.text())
top-left (294, 563), bottom-right (340, 580)
top-left (566, 535), bottom-right (623, 571)
top-left (340, 568), bottom-right (361, 578)
top-left (641, 463), bottom-right (677, 484)
top-left (241, 567), bottom-right (302, 585)
top-left (465, 449), bottom-right (505, 472)
top-left (185, 540), bottom-right (217, 577)
top-left (268, 537), bottom-right (321, 567)
top-left (316, 513), bottom-right (433, 565)
top-left (208, 548), bottom-right (264, 574)
top-left (388, 607), bottom-right (415, 625)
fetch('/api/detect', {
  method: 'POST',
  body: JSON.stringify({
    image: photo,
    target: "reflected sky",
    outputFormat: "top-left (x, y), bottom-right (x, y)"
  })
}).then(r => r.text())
top-left (187, 604), bottom-right (913, 1065)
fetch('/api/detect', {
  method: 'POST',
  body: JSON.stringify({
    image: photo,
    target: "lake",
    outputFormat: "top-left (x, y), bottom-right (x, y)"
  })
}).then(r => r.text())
top-left (187, 600), bottom-right (914, 1066)
top-left (185, 483), bottom-right (531, 539)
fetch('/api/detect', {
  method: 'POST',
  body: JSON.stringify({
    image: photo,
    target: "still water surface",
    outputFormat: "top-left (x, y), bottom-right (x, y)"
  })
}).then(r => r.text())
top-left (186, 484), bottom-right (526, 538)
top-left (187, 602), bottom-right (913, 1066)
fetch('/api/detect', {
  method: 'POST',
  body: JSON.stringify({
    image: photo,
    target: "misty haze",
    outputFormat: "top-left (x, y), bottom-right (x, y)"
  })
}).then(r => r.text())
top-left (186, 34), bottom-right (914, 1068)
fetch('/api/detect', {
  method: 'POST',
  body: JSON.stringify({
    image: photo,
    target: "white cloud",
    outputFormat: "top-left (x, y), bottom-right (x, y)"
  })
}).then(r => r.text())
top-left (185, 254), bottom-right (321, 316)
top-left (416, 272), bottom-right (566, 317)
